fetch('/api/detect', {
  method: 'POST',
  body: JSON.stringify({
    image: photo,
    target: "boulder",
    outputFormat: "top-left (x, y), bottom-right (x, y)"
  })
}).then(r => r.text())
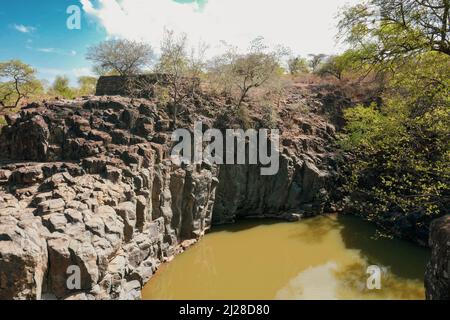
top-left (0, 215), bottom-right (48, 300)
top-left (9, 167), bottom-right (44, 186)
top-left (37, 198), bottom-right (66, 216)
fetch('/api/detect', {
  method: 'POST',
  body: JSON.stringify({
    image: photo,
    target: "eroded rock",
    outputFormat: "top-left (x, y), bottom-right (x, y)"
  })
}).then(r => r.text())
top-left (0, 91), bottom-right (339, 300)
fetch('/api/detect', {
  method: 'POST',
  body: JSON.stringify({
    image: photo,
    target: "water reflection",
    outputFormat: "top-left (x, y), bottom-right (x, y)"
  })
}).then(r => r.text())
top-left (338, 215), bottom-right (430, 280)
top-left (287, 215), bottom-right (341, 243)
top-left (142, 215), bottom-right (429, 300)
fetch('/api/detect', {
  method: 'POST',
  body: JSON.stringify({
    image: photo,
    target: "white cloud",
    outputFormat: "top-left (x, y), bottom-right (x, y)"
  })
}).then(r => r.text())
top-left (72, 67), bottom-right (94, 78)
top-left (38, 67), bottom-right (66, 77)
top-left (13, 24), bottom-right (36, 33)
top-left (37, 48), bottom-right (56, 53)
top-left (80, 0), bottom-right (360, 57)
top-left (35, 48), bottom-right (78, 56)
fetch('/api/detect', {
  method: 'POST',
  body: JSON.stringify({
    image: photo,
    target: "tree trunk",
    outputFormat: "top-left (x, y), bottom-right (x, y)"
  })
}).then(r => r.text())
top-left (238, 87), bottom-right (251, 107)
top-left (14, 96), bottom-right (21, 109)
top-left (14, 79), bottom-right (22, 109)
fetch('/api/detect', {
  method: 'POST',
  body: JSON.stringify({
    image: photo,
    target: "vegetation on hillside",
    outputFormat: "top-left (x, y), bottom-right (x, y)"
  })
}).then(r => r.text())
top-left (337, 0), bottom-right (450, 219)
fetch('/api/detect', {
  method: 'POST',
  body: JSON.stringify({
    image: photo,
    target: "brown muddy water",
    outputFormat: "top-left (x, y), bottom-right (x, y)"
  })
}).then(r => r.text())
top-left (142, 215), bottom-right (430, 300)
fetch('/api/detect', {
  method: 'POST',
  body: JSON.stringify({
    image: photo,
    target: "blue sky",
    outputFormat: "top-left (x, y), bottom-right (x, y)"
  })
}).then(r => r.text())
top-left (0, 0), bottom-right (104, 85)
top-left (0, 0), bottom-right (357, 85)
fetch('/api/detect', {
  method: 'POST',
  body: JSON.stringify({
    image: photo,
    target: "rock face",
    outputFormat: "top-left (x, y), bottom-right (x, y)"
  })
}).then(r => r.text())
top-left (0, 84), bottom-right (340, 299)
top-left (0, 203), bottom-right (48, 299)
top-left (212, 84), bottom-right (340, 224)
top-left (96, 75), bottom-right (158, 97)
top-left (0, 97), bottom-right (217, 300)
top-left (213, 135), bottom-right (336, 224)
top-left (425, 215), bottom-right (450, 300)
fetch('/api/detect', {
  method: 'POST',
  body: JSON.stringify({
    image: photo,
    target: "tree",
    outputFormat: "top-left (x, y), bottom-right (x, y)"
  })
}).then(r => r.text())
top-left (308, 54), bottom-right (327, 72)
top-left (234, 38), bottom-right (287, 106)
top-left (51, 76), bottom-right (75, 99)
top-left (86, 39), bottom-right (154, 76)
top-left (337, 1), bottom-right (450, 223)
top-left (77, 76), bottom-right (97, 96)
top-left (206, 44), bottom-right (239, 96)
top-left (187, 41), bottom-right (209, 95)
top-left (338, 0), bottom-right (450, 68)
top-left (155, 30), bottom-right (190, 128)
top-left (316, 52), bottom-right (355, 80)
top-left (288, 56), bottom-right (310, 75)
top-left (210, 37), bottom-right (287, 107)
top-left (0, 60), bottom-right (41, 110)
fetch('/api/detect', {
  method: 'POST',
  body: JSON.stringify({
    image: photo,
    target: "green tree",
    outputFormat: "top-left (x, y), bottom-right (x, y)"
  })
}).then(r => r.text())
top-left (51, 76), bottom-right (75, 99)
top-left (308, 53), bottom-right (327, 72)
top-left (338, 0), bottom-right (450, 68)
top-left (316, 51), bottom-right (357, 80)
top-left (288, 56), bottom-right (310, 75)
top-left (341, 93), bottom-right (449, 218)
top-left (77, 76), bottom-right (97, 96)
top-left (0, 60), bottom-right (42, 110)
top-left (337, 0), bottom-right (450, 225)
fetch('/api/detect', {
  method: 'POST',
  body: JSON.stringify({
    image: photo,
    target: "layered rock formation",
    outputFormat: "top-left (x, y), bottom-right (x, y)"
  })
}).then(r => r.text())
top-left (96, 75), bottom-right (159, 97)
top-left (210, 84), bottom-right (340, 224)
top-left (0, 82), bottom-right (340, 299)
top-left (425, 215), bottom-right (450, 300)
top-left (213, 125), bottom-right (338, 224)
top-left (0, 98), bottom-right (217, 299)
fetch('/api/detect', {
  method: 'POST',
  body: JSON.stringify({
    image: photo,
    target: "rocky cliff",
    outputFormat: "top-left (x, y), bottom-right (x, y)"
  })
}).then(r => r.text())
top-left (0, 84), bottom-right (339, 299)
top-left (425, 215), bottom-right (450, 300)
top-left (0, 98), bottom-right (218, 299)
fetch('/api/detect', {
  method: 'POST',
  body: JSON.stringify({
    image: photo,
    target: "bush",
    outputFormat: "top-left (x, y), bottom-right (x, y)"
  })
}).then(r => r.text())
top-left (341, 99), bottom-right (449, 218)
top-left (259, 102), bottom-right (279, 129)
top-left (236, 105), bottom-right (253, 130)
top-left (50, 76), bottom-right (75, 99)
top-left (153, 85), bottom-right (171, 107)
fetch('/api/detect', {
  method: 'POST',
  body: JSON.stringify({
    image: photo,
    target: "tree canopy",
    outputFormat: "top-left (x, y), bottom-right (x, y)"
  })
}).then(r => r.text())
top-left (50, 76), bottom-right (74, 99)
top-left (86, 39), bottom-right (154, 76)
top-left (0, 60), bottom-right (42, 109)
top-left (338, 0), bottom-right (450, 219)
top-left (338, 0), bottom-right (450, 68)
top-left (209, 37), bottom-right (287, 107)
top-left (288, 56), bottom-right (310, 75)
top-left (78, 76), bottom-right (97, 96)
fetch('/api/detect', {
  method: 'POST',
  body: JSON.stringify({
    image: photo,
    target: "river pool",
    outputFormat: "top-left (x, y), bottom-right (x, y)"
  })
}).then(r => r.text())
top-left (142, 215), bottom-right (430, 300)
